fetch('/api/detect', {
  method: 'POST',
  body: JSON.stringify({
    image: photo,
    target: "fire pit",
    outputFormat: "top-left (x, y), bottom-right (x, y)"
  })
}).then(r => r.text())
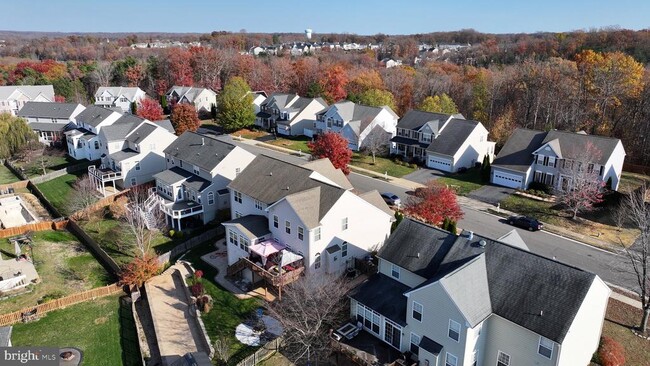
top-left (60, 351), bottom-right (75, 361)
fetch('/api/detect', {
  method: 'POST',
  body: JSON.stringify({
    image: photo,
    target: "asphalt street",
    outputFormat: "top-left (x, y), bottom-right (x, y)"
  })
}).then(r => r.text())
top-left (216, 134), bottom-right (639, 291)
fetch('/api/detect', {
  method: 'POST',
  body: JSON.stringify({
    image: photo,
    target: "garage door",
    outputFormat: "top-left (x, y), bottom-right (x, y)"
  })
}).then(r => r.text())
top-left (427, 156), bottom-right (452, 172)
top-left (492, 170), bottom-right (524, 189)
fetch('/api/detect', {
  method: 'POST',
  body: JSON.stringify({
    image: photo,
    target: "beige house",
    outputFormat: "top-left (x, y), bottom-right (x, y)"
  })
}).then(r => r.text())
top-left (349, 218), bottom-right (610, 366)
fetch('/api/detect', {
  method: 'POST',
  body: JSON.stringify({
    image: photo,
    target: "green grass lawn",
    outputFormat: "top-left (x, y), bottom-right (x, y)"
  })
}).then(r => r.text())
top-left (350, 154), bottom-right (417, 178)
top-left (436, 168), bottom-right (485, 196)
top-left (36, 171), bottom-right (86, 215)
top-left (182, 241), bottom-right (261, 364)
top-left (266, 136), bottom-right (311, 153)
top-left (0, 230), bottom-right (113, 314)
top-left (11, 294), bottom-right (142, 366)
top-left (0, 164), bottom-right (20, 184)
top-left (15, 154), bottom-right (81, 178)
top-left (618, 171), bottom-right (650, 195)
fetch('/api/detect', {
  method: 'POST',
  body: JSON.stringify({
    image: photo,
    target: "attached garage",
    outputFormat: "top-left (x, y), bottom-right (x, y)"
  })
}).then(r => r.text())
top-left (492, 170), bottom-right (525, 189)
top-left (427, 155), bottom-right (453, 172)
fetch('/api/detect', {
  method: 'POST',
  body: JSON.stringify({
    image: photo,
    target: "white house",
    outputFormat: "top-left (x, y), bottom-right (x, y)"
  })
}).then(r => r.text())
top-left (491, 128), bottom-right (625, 191)
top-left (349, 218), bottom-right (610, 366)
top-left (224, 155), bottom-right (394, 288)
top-left (255, 93), bottom-right (328, 136)
top-left (312, 101), bottom-right (399, 151)
top-left (94, 87), bottom-right (146, 113)
top-left (65, 106), bottom-right (122, 161)
top-left (146, 132), bottom-right (256, 231)
top-left (166, 86), bottom-right (217, 116)
top-left (17, 102), bottom-right (85, 145)
top-left (391, 110), bottom-right (495, 172)
top-left (249, 91), bottom-right (267, 115)
top-left (89, 116), bottom-right (177, 196)
top-left (0, 85), bottom-right (55, 116)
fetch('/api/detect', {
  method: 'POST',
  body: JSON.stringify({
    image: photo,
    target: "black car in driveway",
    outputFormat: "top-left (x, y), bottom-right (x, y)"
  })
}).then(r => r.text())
top-left (507, 215), bottom-right (543, 231)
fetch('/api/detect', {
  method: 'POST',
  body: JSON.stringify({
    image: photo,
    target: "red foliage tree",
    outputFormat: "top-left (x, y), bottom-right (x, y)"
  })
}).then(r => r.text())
top-left (308, 132), bottom-right (353, 175)
top-left (165, 48), bottom-right (194, 86)
top-left (170, 104), bottom-right (200, 135)
top-left (319, 64), bottom-right (349, 103)
top-left (54, 95), bottom-right (66, 103)
top-left (597, 336), bottom-right (625, 366)
top-left (404, 181), bottom-right (464, 226)
top-left (125, 63), bottom-right (144, 87)
top-left (137, 98), bottom-right (164, 121)
top-left (118, 254), bottom-right (160, 288)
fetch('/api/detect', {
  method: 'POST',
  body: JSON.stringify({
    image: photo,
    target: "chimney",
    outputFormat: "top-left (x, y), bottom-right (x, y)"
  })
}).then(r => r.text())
top-left (201, 137), bottom-right (205, 146)
top-left (468, 231), bottom-right (474, 240)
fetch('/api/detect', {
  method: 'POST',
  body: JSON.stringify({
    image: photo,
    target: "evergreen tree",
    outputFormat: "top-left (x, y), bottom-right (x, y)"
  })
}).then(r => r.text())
top-left (216, 77), bottom-right (255, 132)
top-left (160, 95), bottom-right (168, 114)
top-left (131, 101), bottom-right (138, 115)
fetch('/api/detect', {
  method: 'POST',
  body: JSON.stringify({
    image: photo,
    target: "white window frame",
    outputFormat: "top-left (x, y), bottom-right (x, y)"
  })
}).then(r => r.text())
top-left (391, 264), bottom-right (400, 279)
top-left (445, 352), bottom-right (457, 366)
top-left (538, 336), bottom-right (553, 359)
top-left (342, 217), bottom-right (348, 230)
top-left (255, 200), bottom-right (263, 210)
top-left (135, 161), bottom-right (141, 170)
top-left (412, 301), bottom-right (423, 322)
top-left (285, 220), bottom-right (291, 234)
top-left (234, 191), bottom-right (242, 203)
top-left (314, 253), bottom-right (321, 269)
top-left (448, 319), bottom-right (461, 342)
top-left (228, 230), bottom-right (238, 246)
top-left (207, 192), bottom-right (214, 205)
top-left (193, 165), bottom-right (200, 175)
top-left (497, 351), bottom-right (510, 366)
top-left (273, 215), bottom-right (279, 228)
top-left (341, 241), bottom-right (348, 257)
top-left (410, 333), bottom-right (420, 356)
top-left (298, 226), bottom-right (304, 241)
top-left (314, 227), bottom-right (321, 241)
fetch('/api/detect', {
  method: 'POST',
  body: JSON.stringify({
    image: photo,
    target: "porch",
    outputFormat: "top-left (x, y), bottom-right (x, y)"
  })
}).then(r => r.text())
top-left (391, 139), bottom-right (428, 161)
top-left (331, 329), bottom-right (407, 366)
top-left (88, 165), bottom-right (122, 197)
top-left (159, 199), bottom-right (204, 231)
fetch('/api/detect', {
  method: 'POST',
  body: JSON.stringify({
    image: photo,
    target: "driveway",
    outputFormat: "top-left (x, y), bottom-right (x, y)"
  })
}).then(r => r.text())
top-left (467, 185), bottom-right (515, 205)
top-left (403, 168), bottom-right (446, 185)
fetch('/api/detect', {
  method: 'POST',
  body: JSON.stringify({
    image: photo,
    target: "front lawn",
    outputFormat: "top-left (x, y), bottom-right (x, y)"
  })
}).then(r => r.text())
top-left (11, 293), bottom-right (142, 366)
top-left (618, 171), bottom-right (650, 195)
top-left (598, 299), bottom-right (650, 366)
top-left (266, 136), bottom-right (311, 153)
top-left (0, 230), bottom-right (113, 314)
top-left (0, 165), bottom-right (20, 184)
top-left (232, 128), bottom-right (269, 140)
top-left (35, 171), bottom-right (87, 215)
top-left (182, 241), bottom-right (261, 364)
top-left (350, 153), bottom-right (417, 178)
top-left (437, 168), bottom-right (485, 196)
top-left (499, 194), bottom-right (639, 247)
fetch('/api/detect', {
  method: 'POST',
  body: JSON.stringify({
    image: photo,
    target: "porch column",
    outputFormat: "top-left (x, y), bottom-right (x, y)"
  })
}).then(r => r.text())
top-left (177, 218), bottom-right (182, 231)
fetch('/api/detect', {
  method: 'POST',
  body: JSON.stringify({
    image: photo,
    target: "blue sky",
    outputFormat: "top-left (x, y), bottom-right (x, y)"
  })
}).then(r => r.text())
top-left (1, 0), bottom-right (648, 34)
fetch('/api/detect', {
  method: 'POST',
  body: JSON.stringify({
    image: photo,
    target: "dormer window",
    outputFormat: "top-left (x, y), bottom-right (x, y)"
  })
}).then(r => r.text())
top-left (421, 133), bottom-right (432, 143)
top-left (193, 165), bottom-right (200, 175)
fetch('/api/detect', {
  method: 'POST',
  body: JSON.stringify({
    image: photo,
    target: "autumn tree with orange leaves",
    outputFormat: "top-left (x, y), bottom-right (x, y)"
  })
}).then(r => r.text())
top-left (308, 132), bottom-right (353, 175)
top-left (137, 98), bottom-right (164, 121)
top-left (404, 180), bottom-right (464, 226)
top-left (170, 104), bottom-right (200, 135)
top-left (319, 65), bottom-right (348, 103)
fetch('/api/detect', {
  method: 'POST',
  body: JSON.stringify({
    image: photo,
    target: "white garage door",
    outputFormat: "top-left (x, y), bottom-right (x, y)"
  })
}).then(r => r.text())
top-left (492, 170), bottom-right (524, 189)
top-left (427, 156), bottom-right (452, 172)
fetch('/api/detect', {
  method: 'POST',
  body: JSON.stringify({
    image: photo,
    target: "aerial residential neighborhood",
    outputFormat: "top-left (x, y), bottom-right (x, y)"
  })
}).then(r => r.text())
top-left (0, 2), bottom-right (648, 366)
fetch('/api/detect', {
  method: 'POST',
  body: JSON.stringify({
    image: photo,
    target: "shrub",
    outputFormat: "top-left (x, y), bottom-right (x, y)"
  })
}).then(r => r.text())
top-left (528, 181), bottom-right (553, 194)
top-left (190, 282), bottom-right (205, 297)
top-left (597, 336), bottom-right (625, 366)
top-left (447, 220), bottom-right (457, 234)
top-left (194, 270), bottom-right (203, 279)
top-left (38, 291), bottom-right (66, 304)
top-left (119, 254), bottom-right (161, 287)
top-left (175, 231), bottom-right (184, 239)
top-left (168, 229), bottom-right (175, 238)
top-left (109, 196), bottom-right (128, 220)
top-left (409, 163), bottom-right (418, 169)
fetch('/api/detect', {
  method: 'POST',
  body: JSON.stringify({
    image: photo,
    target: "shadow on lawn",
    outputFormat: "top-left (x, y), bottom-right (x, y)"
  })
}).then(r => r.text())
top-left (119, 295), bottom-right (143, 366)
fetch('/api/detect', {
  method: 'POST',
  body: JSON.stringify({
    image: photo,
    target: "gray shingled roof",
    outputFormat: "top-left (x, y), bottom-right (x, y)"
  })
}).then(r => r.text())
top-left (0, 326), bottom-right (12, 347)
top-left (110, 149), bottom-right (139, 162)
top-left (358, 190), bottom-right (394, 217)
top-left (228, 155), bottom-right (346, 228)
top-left (27, 122), bottom-right (71, 132)
top-left (183, 175), bottom-right (212, 192)
top-left (349, 273), bottom-right (410, 326)
top-left (126, 123), bottom-right (157, 144)
top-left (164, 132), bottom-right (236, 172)
top-left (0, 85), bottom-right (54, 100)
top-left (17, 102), bottom-right (82, 119)
top-left (115, 114), bottom-right (146, 125)
top-left (76, 106), bottom-right (117, 127)
top-left (492, 129), bottom-right (548, 173)
top-left (302, 159), bottom-right (354, 190)
top-left (222, 215), bottom-right (270, 239)
top-left (396, 110), bottom-right (454, 132)
top-left (542, 130), bottom-right (621, 166)
top-left (166, 86), bottom-right (215, 103)
top-left (426, 119), bottom-right (479, 156)
top-left (319, 101), bottom-right (392, 133)
top-left (153, 119), bottom-right (175, 134)
top-left (375, 218), bottom-right (598, 343)
top-left (419, 336), bottom-right (443, 356)
top-left (153, 166), bottom-right (194, 184)
top-left (101, 122), bottom-right (138, 142)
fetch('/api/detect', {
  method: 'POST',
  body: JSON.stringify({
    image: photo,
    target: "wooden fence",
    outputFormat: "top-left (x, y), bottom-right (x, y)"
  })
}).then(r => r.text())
top-left (157, 227), bottom-right (224, 265)
top-left (66, 219), bottom-right (121, 276)
top-left (0, 283), bottom-right (123, 326)
top-left (0, 180), bottom-right (29, 194)
top-left (3, 160), bottom-right (27, 181)
top-left (0, 219), bottom-right (68, 239)
top-left (26, 181), bottom-right (62, 218)
top-left (235, 337), bottom-right (283, 366)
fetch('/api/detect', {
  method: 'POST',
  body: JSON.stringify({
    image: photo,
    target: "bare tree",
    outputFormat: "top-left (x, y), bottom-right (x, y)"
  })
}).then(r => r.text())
top-left (66, 174), bottom-right (99, 219)
top-left (556, 141), bottom-right (605, 220)
top-left (267, 275), bottom-right (350, 364)
top-left (213, 336), bottom-right (233, 365)
top-left (123, 187), bottom-right (165, 258)
top-left (361, 126), bottom-right (390, 164)
top-left (91, 61), bottom-right (114, 87)
top-left (619, 184), bottom-right (650, 334)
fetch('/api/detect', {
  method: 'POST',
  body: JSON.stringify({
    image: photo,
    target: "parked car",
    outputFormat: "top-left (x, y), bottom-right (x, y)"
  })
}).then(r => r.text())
top-left (507, 215), bottom-right (543, 231)
top-left (380, 193), bottom-right (401, 206)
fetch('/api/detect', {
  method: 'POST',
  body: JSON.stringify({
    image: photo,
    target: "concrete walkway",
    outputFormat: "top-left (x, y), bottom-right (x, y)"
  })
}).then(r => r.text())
top-left (145, 263), bottom-right (207, 365)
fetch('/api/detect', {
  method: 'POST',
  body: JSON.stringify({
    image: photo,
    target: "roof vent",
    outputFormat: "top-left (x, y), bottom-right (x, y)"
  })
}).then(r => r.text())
top-left (478, 240), bottom-right (487, 248)
top-left (539, 310), bottom-right (544, 316)
top-left (286, 186), bottom-right (290, 190)
top-left (468, 231), bottom-right (474, 240)
top-left (417, 252), bottom-right (420, 259)
top-left (201, 137), bottom-right (205, 145)
top-left (269, 172), bottom-right (273, 176)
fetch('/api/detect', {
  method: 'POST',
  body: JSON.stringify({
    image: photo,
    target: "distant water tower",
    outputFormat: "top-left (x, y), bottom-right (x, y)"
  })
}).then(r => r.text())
top-left (305, 29), bottom-right (313, 40)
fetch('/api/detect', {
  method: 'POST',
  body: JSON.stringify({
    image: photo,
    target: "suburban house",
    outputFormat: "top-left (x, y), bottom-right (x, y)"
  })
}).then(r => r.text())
top-left (65, 106), bottom-right (122, 161)
top-left (490, 128), bottom-right (625, 191)
top-left (255, 93), bottom-right (328, 136)
top-left (17, 101), bottom-right (85, 145)
top-left (94, 86), bottom-right (146, 113)
top-left (312, 101), bottom-right (399, 151)
top-left (224, 155), bottom-right (394, 291)
top-left (349, 218), bottom-right (610, 366)
top-left (249, 91), bottom-right (267, 115)
top-left (391, 110), bottom-right (495, 172)
top-left (89, 115), bottom-right (177, 195)
top-left (147, 132), bottom-right (256, 231)
top-left (0, 85), bottom-right (55, 116)
top-left (166, 86), bottom-right (217, 116)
